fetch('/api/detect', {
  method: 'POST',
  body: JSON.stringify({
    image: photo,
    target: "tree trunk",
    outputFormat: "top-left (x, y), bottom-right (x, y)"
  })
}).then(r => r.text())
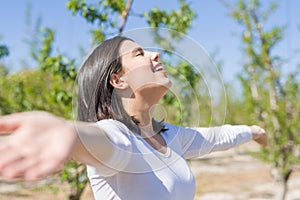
top-left (280, 180), bottom-right (288, 200)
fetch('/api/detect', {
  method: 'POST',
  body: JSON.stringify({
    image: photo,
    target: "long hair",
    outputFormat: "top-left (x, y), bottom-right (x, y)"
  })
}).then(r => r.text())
top-left (77, 36), bottom-right (165, 134)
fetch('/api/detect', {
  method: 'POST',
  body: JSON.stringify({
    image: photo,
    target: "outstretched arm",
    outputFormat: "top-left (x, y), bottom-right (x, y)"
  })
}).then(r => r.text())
top-left (177, 124), bottom-right (268, 159)
top-left (0, 111), bottom-right (115, 182)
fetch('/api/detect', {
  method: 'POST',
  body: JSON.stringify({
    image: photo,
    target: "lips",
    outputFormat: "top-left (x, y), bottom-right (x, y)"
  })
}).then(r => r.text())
top-left (152, 64), bottom-right (168, 77)
top-left (153, 63), bottom-right (164, 72)
top-left (153, 65), bottom-right (163, 72)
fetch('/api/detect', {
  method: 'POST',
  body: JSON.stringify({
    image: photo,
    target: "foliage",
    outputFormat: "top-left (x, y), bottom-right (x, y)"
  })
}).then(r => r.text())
top-left (0, 35), bottom-right (9, 59)
top-left (0, 0), bottom-right (219, 199)
top-left (144, 0), bottom-right (196, 35)
top-left (66, 0), bottom-right (196, 43)
top-left (0, 1), bottom-right (198, 199)
top-left (162, 61), bottom-right (212, 127)
top-left (0, 21), bottom-right (82, 199)
top-left (1, 1), bottom-right (300, 199)
top-left (34, 27), bottom-right (86, 200)
top-left (66, 0), bottom-right (127, 43)
top-left (224, 0), bottom-right (300, 199)
top-left (0, 45), bottom-right (9, 59)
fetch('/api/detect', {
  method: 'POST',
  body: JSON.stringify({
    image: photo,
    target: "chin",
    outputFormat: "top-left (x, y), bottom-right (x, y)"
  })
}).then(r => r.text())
top-left (161, 78), bottom-right (172, 90)
top-left (166, 79), bottom-right (172, 88)
top-left (158, 81), bottom-right (172, 96)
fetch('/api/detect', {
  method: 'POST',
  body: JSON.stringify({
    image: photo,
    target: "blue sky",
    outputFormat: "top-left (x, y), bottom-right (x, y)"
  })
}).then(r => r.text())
top-left (0, 0), bottom-right (299, 84)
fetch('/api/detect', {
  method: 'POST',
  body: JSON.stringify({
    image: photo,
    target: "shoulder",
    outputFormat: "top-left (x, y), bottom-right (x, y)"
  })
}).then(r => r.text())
top-left (163, 122), bottom-right (206, 141)
top-left (163, 122), bottom-right (179, 133)
top-left (96, 119), bottom-right (123, 127)
top-left (163, 122), bottom-right (196, 134)
top-left (162, 122), bottom-right (190, 138)
top-left (95, 119), bottom-right (132, 136)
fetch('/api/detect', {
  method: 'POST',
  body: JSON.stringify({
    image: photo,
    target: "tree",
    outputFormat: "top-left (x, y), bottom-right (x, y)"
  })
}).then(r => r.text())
top-left (0, 1), bottom-right (197, 199)
top-left (0, 1), bottom-right (224, 199)
top-left (66, 0), bottom-right (195, 43)
top-left (0, 36), bottom-right (10, 115)
top-left (223, 0), bottom-right (300, 199)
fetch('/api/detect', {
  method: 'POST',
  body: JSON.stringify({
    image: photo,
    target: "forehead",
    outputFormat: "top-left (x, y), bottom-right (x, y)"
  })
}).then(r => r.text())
top-left (119, 40), bottom-right (142, 56)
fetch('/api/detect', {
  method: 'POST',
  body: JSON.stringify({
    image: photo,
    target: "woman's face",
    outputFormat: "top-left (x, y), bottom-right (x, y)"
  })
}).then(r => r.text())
top-left (118, 40), bottom-right (172, 94)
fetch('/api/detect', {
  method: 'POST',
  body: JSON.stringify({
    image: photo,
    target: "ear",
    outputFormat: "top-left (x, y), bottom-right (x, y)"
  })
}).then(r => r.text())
top-left (110, 73), bottom-right (128, 90)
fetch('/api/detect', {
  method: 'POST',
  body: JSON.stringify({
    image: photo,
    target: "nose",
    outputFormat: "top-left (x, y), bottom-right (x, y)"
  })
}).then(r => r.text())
top-left (150, 51), bottom-right (160, 62)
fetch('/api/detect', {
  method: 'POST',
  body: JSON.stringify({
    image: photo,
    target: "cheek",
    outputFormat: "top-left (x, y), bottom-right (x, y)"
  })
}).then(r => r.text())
top-left (123, 60), bottom-right (152, 72)
top-left (124, 66), bottom-right (155, 89)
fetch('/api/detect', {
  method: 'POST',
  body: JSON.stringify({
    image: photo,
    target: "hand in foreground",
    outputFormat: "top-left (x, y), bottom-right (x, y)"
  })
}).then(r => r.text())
top-left (0, 111), bottom-right (77, 182)
top-left (250, 125), bottom-right (268, 147)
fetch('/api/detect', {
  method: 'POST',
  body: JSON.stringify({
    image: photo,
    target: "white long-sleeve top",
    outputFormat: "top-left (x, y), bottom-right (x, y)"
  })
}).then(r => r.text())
top-left (87, 119), bottom-right (253, 200)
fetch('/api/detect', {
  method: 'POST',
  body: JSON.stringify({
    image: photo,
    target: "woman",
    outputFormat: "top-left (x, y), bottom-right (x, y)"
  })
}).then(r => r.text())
top-left (0, 36), bottom-right (267, 200)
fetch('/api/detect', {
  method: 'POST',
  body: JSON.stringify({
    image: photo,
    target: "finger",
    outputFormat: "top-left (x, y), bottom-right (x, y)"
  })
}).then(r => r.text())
top-left (0, 159), bottom-right (25, 182)
top-left (0, 155), bottom-right (39, 180)
top-left (0, 146), bottom-right (23, 170)
top-left (24, 159), bottom-right (64, 181)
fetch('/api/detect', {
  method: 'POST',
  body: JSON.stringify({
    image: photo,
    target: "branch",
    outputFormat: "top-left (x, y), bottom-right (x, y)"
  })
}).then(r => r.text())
top-left (119, 0), bottom-right (134, 34)
top-left (251, 8), bottom-right (295, 142)
top-left (251, 10), bottom-right (286, 98)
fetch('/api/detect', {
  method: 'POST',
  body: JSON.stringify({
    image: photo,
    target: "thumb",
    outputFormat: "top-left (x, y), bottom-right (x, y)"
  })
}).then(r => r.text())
top-left (0, 113), bottom-right (21, 134)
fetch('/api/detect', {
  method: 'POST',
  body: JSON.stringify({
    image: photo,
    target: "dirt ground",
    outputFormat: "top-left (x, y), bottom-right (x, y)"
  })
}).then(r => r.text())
top-left (1, 141), bottom-right (300, 200)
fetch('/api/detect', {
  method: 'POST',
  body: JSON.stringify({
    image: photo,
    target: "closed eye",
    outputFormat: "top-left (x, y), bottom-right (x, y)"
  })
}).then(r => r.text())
top-left (132, 47), bottom-right (144, 57)
top-left (136, 50), bottom-right (144, 56)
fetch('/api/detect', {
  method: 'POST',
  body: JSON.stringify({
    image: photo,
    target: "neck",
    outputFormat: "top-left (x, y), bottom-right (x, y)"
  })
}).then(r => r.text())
top-left (121, 91), bottom-right (162, 133)
top-left (123, 97), bottom-right (154, 124)
top-left (117, 86), bottom-right (168, 137)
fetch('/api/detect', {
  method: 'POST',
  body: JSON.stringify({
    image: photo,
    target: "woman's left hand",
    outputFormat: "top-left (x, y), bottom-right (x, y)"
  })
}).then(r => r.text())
top-left (250, 125), bottom-right (268, 147)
